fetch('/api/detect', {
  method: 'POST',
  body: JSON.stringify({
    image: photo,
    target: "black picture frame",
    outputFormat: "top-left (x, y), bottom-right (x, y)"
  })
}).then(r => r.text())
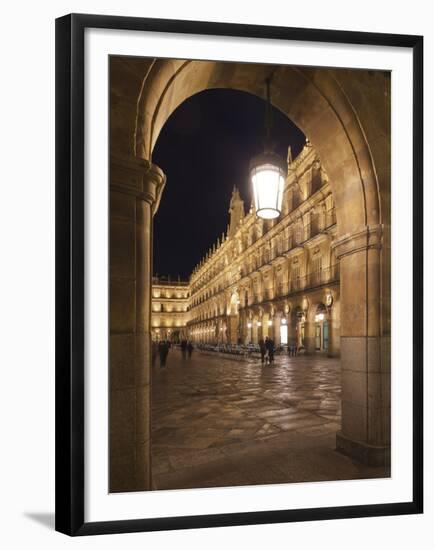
top-left (55, 13), bottom-right (424, 536)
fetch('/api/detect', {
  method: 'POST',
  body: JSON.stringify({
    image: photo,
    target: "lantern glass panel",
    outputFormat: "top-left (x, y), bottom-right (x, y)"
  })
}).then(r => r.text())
top-left (251, 163), bottom-right (285, 219)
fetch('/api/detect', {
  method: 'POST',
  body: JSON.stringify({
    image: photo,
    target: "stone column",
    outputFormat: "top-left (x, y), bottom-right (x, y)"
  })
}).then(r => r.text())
top-left (257, 311), bottom-right (264, 341)
top-left (333, 226), bottom-right (390, 466)
top-left (268, 314), bottom-right (275, 341)
top-left (273, 314), bottom-right (281, 346)
top-left (262, 313), bottom-right (270, 339)
top-left (304, 312), bottom-right (317, 354)
top-left (110, 154), bottom-right (166, 492)
top-left (239, 311), bottom-right (246, 344)
top-left (252, 319), bottom-right (258, 344)
top-left (327, 299), bottom-right (340, 357)
top-left (228, 315), bottom-right (238, 344)
top-left (288, 311), bottom-right (297, 348)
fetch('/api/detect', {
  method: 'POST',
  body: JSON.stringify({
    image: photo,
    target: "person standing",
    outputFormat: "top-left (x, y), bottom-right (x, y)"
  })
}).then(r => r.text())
top-left (152, 340), bottom-right (158, 367)
top-left (181, 339), bottom-right (187, 360)
top-left (264, 337), bottom-right (270, 365)
top-left (259, 338), bottom-right (266, 365)
top-left (159, 340), bottom-right (169, 368)
top-left (265, 337), bottom-right (274, 365)
top-left (187, 341), bottom-right (194, 358)
top-left (269, 338), bottom-right (275, 364)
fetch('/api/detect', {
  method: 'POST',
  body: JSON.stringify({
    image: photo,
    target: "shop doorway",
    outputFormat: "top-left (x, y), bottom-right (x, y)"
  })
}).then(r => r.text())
top-left (280, 324), bottom-right (288, 345)
top-left (295, 309), bottom-right (306, 350)
top-left (314, 303), bottom-right (329, 352)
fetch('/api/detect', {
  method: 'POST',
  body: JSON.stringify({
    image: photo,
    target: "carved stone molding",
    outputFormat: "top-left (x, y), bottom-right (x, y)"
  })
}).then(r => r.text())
top-left (332, 225), bottom-right (383, 260)
top-left (110, 154), bottom-right (166, 215)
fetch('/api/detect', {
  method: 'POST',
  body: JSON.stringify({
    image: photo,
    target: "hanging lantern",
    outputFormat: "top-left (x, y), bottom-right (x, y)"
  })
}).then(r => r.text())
top-left (250, 151), bottom-right (286, 219)
top-left (250, 76), bottom-right (286, 220)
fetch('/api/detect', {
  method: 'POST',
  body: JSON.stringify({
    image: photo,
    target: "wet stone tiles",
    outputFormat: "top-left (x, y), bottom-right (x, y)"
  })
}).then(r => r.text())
top-left (151, 350), bottom-right (389, 490)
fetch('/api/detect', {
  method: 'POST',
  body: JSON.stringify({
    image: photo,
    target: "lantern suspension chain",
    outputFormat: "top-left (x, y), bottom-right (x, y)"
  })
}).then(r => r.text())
top-left (250, 72), bottom-right (286, 220)
top-left (264, 76), bottom-right (272, 151)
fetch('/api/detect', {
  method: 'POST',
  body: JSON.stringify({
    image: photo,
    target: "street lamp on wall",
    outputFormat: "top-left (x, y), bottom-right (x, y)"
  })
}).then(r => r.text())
top-left (250, 76), bottom-right (286, 220)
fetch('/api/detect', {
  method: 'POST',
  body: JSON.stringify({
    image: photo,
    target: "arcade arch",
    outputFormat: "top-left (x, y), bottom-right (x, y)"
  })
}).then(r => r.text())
top-left (109, 58), bottom-right (391, 491)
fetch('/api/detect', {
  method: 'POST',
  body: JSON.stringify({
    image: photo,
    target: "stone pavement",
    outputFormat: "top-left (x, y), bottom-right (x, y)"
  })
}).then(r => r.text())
top-left (151, 349), bottom-right (389, 490)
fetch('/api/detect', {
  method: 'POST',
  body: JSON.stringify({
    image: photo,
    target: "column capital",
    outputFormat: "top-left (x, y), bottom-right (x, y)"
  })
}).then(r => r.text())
top-left (110, 154), bottom-right (166, 215)
top-left (332, 224), bottom-right (383, 260)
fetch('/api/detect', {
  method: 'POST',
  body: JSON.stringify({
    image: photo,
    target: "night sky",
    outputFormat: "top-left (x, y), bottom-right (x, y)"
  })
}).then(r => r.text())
top-left (152, 89), bottom-right (306, 280)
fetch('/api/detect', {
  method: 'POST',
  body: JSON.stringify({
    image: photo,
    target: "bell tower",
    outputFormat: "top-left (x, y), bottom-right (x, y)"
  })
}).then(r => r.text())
top-left (228, 186), bottom-right (245, 237)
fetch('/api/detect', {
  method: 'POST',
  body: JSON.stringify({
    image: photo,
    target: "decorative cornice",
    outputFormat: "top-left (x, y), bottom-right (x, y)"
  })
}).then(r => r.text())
top-left (332, 225), bottom-right (383, 260)
top-left (270, 255), bottom-right (287, 266)
top-left (110, 154), bottom-right (166, 215)
top-left (285, 246), bottom-right (305, 258)
top-left (305, 232), bottom-right (331, 248)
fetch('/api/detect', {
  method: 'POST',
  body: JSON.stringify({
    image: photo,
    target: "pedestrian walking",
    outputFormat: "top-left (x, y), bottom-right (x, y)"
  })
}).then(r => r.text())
top-left (152, 340), bottom-right (158, 367)
top-left (158, 340), bottom-right (169, 368)
top-left (264, 337), bottom-right (270, 365)
top-left (187, 341), bottom-right (194, 358)
top-left (180, 339), bottom-right (187, 360)
top-left (269, 338), bottom-right (275, 363)
top-left (259, 338), bottom-right (266, 365)
top-left (265, 337), bottom-right (275, 364)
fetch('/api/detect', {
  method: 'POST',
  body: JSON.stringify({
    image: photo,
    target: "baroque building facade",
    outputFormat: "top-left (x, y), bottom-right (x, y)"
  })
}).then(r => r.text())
top-left (111, 57), bottom-right (391, 491)
top-left (151, 277), bottom-right (190, 341)
top-left (152, 140), bottom-right (340, 356)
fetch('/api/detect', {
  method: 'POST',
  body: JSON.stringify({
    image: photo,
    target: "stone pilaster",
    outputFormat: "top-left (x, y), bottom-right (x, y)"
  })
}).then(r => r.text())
top-left (273, 314), bottom-right (281, 346)
top-left (287, 312), bottom-right (297, 347)
top-left (110, 154), bottom-right (166, 492)
top-left (332, 225), bottom-right (390, 466)
top-left (327, 299), bottom-right (340, 357)
top-left (252, 319), bottom-right (259, 344)
top-left (304, 314), bottom-right (317, 354)
top-left (228, 315), bottom-right (238, 344)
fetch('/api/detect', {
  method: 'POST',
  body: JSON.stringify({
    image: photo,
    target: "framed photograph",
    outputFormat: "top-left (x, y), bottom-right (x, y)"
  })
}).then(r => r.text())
top-left (55, 13), bottom-right (423, 536)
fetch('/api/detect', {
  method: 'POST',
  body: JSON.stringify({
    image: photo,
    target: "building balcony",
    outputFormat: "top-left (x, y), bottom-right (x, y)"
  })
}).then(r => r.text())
top-left (325, 207), bottom-right (337, 228)
top-left (152, 275), bottom-right (189, 287)
top-left (263, 288), bottom-right (274, 300)
top-left (249, 294), bottom-right (262, 305)
top-left (289, 263), bottom-right (339, 292)
top-left (239, 264), bottom-right (339, 311)
top-left (290, 277), bottom-right (303, 291)
top-left (276, 282), bottom-right (289, 297)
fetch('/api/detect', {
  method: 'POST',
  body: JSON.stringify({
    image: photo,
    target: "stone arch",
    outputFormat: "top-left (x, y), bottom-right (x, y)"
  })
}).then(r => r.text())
top-left (130, 60), bottom-right (389, 235)
top-left (290, 304), bottom-right (307, 350)
top-left (228, 291), bottom-right (239, 316)
top-left (109, 57), bottom-right (391, 491)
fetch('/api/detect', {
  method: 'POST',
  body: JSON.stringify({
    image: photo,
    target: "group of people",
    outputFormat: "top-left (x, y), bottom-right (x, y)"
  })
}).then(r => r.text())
top-left (180, 339), bottom-right (194, 360)
top-left (152, 340), bottom-right (172, 368)
top-left (258, 337), bottom-right (275, 365)
top-left (153, 336), bottom-right (299, 368)
top-left (152, 339), bottom-right (195, 368)
top-left (288, 343), bottom-right (299, 356)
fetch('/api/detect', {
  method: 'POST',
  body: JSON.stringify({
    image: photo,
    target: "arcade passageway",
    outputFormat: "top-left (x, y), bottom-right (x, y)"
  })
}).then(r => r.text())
top-left (151, 350), bottom-right (389, 490)
top-left (110, 57), bottom-right (391, 492)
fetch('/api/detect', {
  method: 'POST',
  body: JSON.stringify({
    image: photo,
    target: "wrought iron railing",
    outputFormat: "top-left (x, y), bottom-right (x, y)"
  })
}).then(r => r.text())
top-left (263, 288), bottom-right (274, 300)
top-left (152, 276), bottom-right (189, 286)
top-left (288, 263), bottom-right (339, 292)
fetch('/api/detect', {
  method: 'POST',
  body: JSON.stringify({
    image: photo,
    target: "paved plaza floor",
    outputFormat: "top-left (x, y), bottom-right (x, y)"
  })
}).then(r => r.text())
top-left (151, 349), bottom-right (390, 491)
